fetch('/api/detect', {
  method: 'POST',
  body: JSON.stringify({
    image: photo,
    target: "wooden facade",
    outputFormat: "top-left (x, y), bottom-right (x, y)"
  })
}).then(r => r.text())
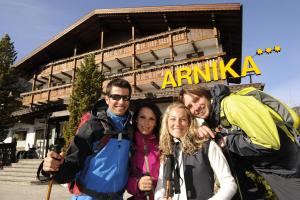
top-left (13, 3), bottom-right (247, 114)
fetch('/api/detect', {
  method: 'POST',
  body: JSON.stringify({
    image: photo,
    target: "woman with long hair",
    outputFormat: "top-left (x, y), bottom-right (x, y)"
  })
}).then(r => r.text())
top-left (126, 101), bottom-right (162, 200)
top-left (155, 102), bottom-right (236, 200)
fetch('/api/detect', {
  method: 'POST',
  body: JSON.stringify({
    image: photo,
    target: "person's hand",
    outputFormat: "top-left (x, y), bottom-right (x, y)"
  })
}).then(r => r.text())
top-left (197, 125), bottom-right (216, 139)
top-left (42, 151), bottom-right (64, 172)
top-left (138, 175), bottom-right (153, 191)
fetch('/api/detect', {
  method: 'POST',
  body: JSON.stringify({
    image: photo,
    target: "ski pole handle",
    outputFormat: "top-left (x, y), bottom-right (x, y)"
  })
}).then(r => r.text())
top-left (45, 138), bottom-right (65, 200)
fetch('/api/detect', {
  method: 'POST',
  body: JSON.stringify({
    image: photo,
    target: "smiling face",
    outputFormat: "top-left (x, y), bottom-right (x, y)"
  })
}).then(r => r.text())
top-left (182, 93), bottom-right (212, 119)
top-left (167, 107), bottom-right (189, 139)
top-left (136, 107), bottom-right (157, 136)
top-left (105, 86), bottom-right (130, 116)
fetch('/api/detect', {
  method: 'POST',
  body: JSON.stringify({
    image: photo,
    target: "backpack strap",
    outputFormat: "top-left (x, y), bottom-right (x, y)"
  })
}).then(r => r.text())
top-left (93, 119), bottom-right (112, 153)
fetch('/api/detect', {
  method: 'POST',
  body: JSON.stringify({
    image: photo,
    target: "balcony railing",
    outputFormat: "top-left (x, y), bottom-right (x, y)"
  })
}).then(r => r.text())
top-left (36, 27), bottom-right (215, 77)
top-left (21, 84), bottom-right (72, 106)
top-left (103, 53), bottom-right (226, 92)
top-left (21, 52), bottom-right (225, 106)
top-left (22, 27), bottom-right (219, 106)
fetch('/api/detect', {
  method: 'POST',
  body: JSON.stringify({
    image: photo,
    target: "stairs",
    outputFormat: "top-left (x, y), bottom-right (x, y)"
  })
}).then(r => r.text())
top-left (0, 159), bottom-right (43, 185)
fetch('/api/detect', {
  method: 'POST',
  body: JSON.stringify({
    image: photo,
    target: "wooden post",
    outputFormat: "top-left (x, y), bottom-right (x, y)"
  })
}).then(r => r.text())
top-left (72, 46), bottom-right (77, 82)
top-left (100, 27), bottom-right (104, 72)
top-left (30, 73), bottom-right (37, 107)
top-left (131, 25), bottom-right (137, 94)
top-left (47, 65), bottom-right (53, 101)
top-left (169, 33), bottom-right (174, 62)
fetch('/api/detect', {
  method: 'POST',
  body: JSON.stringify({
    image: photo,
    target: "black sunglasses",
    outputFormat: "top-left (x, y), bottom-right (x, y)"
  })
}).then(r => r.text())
top-left (109, 94), bottom-right (131, 101)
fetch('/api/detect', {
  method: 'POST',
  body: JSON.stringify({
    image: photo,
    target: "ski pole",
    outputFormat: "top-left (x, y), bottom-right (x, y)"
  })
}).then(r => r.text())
top-left (46, 179), bottom-right (54, 200)
top-left (164, 155), bottom-right (175, 199)
top-left (143, 137), bottom-right (153, 200)
top-left (45, 141), bottom-right (63, 200)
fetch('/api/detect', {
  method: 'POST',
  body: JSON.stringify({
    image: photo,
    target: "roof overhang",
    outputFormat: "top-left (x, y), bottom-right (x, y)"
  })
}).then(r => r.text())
top-left (13, 3), bottom-right (242, 82)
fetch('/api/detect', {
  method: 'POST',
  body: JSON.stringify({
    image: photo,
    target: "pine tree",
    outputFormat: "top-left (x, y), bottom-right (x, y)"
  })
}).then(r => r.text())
top-left (0, 34), bottom-right (20, 141)
top-left (63, 54), bottom-right (104, 148)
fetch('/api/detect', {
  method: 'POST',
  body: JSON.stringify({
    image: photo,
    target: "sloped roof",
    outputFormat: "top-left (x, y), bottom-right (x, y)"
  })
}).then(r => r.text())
top-left (13, 3), bottom-right (242, 80)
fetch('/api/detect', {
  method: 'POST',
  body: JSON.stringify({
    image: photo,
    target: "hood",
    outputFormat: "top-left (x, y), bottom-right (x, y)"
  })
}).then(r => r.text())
top-left (91, 98), bottom-right (108, 119)
top-left (207, 84), bottom-right (230, 128)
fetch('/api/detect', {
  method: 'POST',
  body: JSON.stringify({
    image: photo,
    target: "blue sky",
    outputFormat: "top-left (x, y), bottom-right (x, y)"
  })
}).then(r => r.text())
top-left (0, 0), bottom-right (299, 107)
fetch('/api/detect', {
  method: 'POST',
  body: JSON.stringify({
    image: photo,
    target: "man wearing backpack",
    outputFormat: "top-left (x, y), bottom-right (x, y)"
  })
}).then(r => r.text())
top-left (178, 84), bottom-right (300, 200)
top-left (41, 78), bottom-right (133, 200)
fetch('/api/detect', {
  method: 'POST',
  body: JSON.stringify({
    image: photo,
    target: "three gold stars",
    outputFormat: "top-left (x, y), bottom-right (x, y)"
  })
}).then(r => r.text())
top-left (256, 46), bottom-right (281, 55)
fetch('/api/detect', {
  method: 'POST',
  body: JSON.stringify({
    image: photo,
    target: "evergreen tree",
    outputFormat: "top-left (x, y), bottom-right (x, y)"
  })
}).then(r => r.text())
top-left (0, 34), bottom-right (19, 141)
top-left (63, 54), bottom-right (104, 148)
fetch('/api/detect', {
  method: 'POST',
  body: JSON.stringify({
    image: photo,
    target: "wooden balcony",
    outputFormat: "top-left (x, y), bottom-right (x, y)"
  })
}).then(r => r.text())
top-left (22, 27), bottom-right (220, 106)
top-left (21, 84), bottom-right (72, 106)
top-left (36, 27), bottom-right (216, 77)
top-left (104, 53), bottom-right (226, 96)
top-left (21, 52), bottom-right (226, 106)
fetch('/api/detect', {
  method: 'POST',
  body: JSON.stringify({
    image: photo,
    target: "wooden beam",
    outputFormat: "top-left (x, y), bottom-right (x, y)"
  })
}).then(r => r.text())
top-left (35, 79), bottom-right (46, 84)
top-left (151, 81), bottom-right (160, 90)
top-left (134, 85), bottom-right (143, 92)
top-left (116, 58), bottom-right (126, 68)
top-left (102, 62), bottom-right (111, 71)
top-left (73, 45), bottom-right (77, 56)
top-left (191, 41), bottom-right (198, 53)
top-left (51, 74), bottom-right (63, 82)
top-left (61, 71), bottom-right (72, 79)
top-left (134, 55), bottom-right (142, 64)
top-left (150, 50), bottom-right (159, 60)
top-left (32, 73), bottom-right (37, 91)
top-left (169, 32), bottom-right (174, 61)
top-left (40, 76), bottom-right (49, 81)
top-left (171, 47), bottom-right (177, 57)
top-left (100, 26), bottom-right (104, 49)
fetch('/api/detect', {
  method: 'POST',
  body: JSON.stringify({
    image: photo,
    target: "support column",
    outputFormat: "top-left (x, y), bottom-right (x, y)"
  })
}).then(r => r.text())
top-left (100, 27), bottom-right (104, 72)
top-left (47, 65), bottom-right (53, 101)
top-left (71, 45), bottom-right (77, 83)
top-left (30, 73), bottom-right (37, 107)
top-left (131, 25), bottom-right (137, 94)
top-left (169, 33), bottom-right (174, 62)
top-left (131, 25), bottom-right (136, 70)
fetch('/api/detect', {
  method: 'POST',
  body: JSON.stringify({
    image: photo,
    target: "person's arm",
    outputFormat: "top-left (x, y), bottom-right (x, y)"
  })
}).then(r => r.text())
top-left (208, 140), bottom-right (237, 200)
top-left (42, 120), bottom-right (96, 183)
top-left (154, 162), bottom-right (166, 200)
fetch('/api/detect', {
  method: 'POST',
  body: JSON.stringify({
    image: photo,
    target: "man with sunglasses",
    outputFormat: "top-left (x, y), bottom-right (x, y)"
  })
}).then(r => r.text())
top-left (41, 78), bottom-right (134, 200)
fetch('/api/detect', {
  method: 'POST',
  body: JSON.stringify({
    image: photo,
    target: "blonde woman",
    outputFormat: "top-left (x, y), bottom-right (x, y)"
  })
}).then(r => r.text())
top-left (154, 102), bottom-right (236, 200)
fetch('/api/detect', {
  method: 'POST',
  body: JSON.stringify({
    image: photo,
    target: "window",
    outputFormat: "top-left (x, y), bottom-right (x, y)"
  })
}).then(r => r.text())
top-left (14, 131), bottom-right (27, 141)
top-left (35, 129), bottom-right (46, 140)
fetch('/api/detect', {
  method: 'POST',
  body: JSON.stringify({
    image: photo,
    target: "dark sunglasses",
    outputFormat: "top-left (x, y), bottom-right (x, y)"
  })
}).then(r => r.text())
top-left (109, 94), bottom-right (130, 101)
